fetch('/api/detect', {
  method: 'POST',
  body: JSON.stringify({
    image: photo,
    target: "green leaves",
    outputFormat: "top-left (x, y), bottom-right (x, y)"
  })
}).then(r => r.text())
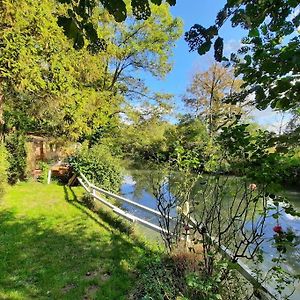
top-left (218, 122), bottom-right (285, 184)
top-left (57, 16), bottom-right (85, 49)
top-left (132, 0), bottom-right (151, 20)
top-left (166, 0), bottom-right (176, 5)
top-left (5, 133), bottom-right (27, 184)
top-left (249, 28), bottom-right (259, 37)
top-left (150, 0), bottom-right (162, 4)
top-left (57, 0), bottom-right (177, 51)
top-left (101, 0), bottom-right (127, 22)
top-left (214, 37), bottom-right (223, 61)
top-left (185, 0), bottom-right (300, 111)
top-left (185, 24), bottom-right (221, 59)
top-left (57, 16), bottom-right (78, 39)
top-left (197, 40), bottom-right (212, 55)
top-left (84, 23), bottom-right (98, 42)
top-left (57, 4), bottom-right (106, 52)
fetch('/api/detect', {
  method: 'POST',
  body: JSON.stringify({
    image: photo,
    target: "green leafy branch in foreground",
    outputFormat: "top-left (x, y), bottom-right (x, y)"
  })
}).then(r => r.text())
top-left (57, 0), bottom-right (176, 50)
top-left (56, 0), bottom-right (299, 112)
top-left (185, 0), bottom-right (299, 111)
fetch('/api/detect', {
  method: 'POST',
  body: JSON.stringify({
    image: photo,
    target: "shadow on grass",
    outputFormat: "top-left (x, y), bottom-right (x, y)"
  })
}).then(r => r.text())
top-left (64, 186), bottom-right (150, 250)
top-left (0, 192), bottom-right (155, 300)
top-left (63, 186), bottom-right (112, 233)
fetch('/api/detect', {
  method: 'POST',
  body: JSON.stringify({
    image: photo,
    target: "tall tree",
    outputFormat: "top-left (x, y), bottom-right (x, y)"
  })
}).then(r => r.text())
top-left (183, 63), bottom-right (245, 135)
top-left (185, 1), bottom-right (300, 111)
top-left (0, 0), bottom-right (182, 141)
top-left (0, 0), bottom-right (80, 137)
top-left (56, 0), bottom-right (177, 50)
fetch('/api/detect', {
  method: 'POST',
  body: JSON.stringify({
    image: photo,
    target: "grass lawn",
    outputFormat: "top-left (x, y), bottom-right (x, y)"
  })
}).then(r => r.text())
top-left (0, 182), bottom-right (155, 300)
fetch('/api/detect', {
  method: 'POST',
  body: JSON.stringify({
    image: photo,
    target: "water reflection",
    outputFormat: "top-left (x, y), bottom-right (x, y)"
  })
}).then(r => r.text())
top-left (120, 170), bottom-right (300, 299)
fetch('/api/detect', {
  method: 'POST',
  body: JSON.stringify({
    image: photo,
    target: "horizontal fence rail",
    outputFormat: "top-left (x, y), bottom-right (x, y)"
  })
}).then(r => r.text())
top-left (77, 172), bottom-right (276, 300)
top-left (90, 183), bottom-right (171, 219)
top-left (78, 172), bottom-right (169, 233)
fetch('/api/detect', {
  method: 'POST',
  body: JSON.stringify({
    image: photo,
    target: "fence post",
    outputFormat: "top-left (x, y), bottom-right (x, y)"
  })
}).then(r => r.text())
top-left (47, 170), bottom-right (52, 184)
top-left (182, 200), bottom-right (191, 249)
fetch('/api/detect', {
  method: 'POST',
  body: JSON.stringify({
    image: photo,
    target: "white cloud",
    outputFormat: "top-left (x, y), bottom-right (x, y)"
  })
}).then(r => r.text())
top-left (251, 108), bottom-right (292, 133)
top-left (223, 39), bottom-right (242, 54)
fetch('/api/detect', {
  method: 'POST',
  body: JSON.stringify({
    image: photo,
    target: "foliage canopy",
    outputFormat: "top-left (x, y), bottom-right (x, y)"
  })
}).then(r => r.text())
top-left (184, 0), bottom-right (300, 110)
top-left (60, 0), bottom-right (299, 111)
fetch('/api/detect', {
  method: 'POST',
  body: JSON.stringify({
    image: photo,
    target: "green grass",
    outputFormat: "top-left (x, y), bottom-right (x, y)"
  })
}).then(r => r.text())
top-left (0, 182), bottom-right (155, 300)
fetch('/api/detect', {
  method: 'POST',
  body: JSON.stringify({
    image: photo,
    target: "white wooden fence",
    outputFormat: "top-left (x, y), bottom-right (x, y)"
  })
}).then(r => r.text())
top-left (77, 172), bottom-right (277, 300)
top-left (78, 172), bottom-right (171, 234)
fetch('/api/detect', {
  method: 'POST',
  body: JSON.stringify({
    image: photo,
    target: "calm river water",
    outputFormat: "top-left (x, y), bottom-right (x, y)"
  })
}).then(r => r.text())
top-left (119, 170), bottom-right (300, 299)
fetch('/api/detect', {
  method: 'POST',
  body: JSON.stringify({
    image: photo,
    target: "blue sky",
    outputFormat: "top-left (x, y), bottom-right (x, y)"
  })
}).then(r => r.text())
top-left (140, 0), bottom-right (288, 131)
top-left (141, 0), bottom-right (244, 109)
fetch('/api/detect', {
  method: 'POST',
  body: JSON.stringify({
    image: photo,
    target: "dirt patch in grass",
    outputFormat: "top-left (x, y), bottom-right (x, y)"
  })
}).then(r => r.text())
top-left (85, 268), bottom-right (111, 283)
top-left (62, 283), bottom-right (76, 293)
top-left (83, 284), bottom-right (100, 299)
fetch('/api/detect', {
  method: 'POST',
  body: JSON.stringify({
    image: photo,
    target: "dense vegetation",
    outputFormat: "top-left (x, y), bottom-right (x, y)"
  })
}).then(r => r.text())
top-left (0, 0), bottom-right (299, 299)
top-left (69, 143), bottom-right (123, 192)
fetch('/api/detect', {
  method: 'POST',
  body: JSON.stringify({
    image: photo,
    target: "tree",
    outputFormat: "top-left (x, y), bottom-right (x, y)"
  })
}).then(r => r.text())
top-left (58, 0), bottom-right (299, 111)
top-left (85, 3), bottom-right (182, 112)
top-left (115, 98), bottom-right (174, 162)
top-left (56, 0), bottom-right (177, 50)
top-left (0, 0), bottom-right (182, 142)
top-left (0, 0), bottom-right (82, 138)
top-left (184, 1), bottom-right (300, 111)
top-left (183, 63), bottom-right (245, 135)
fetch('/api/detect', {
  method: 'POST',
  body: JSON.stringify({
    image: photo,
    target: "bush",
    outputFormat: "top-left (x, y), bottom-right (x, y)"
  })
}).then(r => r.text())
top-left (0, 143), bottom-right (8, 198)
top-left (132, 252), bottom-right (249, 300)
top-left (131, 255), bottom-right (180, 300)
top-left (279, 149), bottom-right (300, 186)
top-left (69, 143), bottom-right (123, 192)
top-left (37, 161), bottom-right (49, 184)
top-left (6, 133), bottom-right (27, 184)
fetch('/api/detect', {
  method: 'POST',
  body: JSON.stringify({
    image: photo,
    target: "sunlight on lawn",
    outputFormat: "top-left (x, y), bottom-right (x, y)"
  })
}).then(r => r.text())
top-left (0, 182), bottom-right (152, 300)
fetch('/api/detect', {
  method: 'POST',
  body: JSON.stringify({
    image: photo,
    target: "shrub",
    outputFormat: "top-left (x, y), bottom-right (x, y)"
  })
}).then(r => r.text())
top-left (37, 161), bottom-right (49, 184)
top-left (69, 143), bottom-right (123, 192)
top-left (131, 256), bottom-right (180, 300)
top-left (5, 133), bottom-right (27, 184)
top-left (279, 149), bottom-right (300, 186)
top-left (25, 141), bottom-right (36, 178)
top-left (132, 252), bottom-right (249, 300)
top-left (0, 143), bottom-right (8, 198)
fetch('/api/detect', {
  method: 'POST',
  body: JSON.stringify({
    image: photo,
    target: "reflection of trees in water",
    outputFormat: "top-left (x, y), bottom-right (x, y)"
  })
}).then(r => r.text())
top-left (131, 169), bottom-right (267, 249)
top-left (128, 168), bottom-right (299, 298)
top-left (128, 169), bottom-right (167, 200)
top-left (280, 189), bottom-right (300, 211)
top-left (285, 244), bottom-right (300, 273)
top-left (129, 170), bottom-right (267, 232)
top-left (128, 168), bottom-right (299, 252)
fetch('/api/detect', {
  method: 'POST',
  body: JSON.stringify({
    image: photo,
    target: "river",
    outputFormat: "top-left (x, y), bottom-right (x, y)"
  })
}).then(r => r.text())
top-left (119, 170), bottom-right (300, 299)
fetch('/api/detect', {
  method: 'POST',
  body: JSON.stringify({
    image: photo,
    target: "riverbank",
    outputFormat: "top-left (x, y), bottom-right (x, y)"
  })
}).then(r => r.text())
top-left (120, 169), bottom-right (300, 299)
